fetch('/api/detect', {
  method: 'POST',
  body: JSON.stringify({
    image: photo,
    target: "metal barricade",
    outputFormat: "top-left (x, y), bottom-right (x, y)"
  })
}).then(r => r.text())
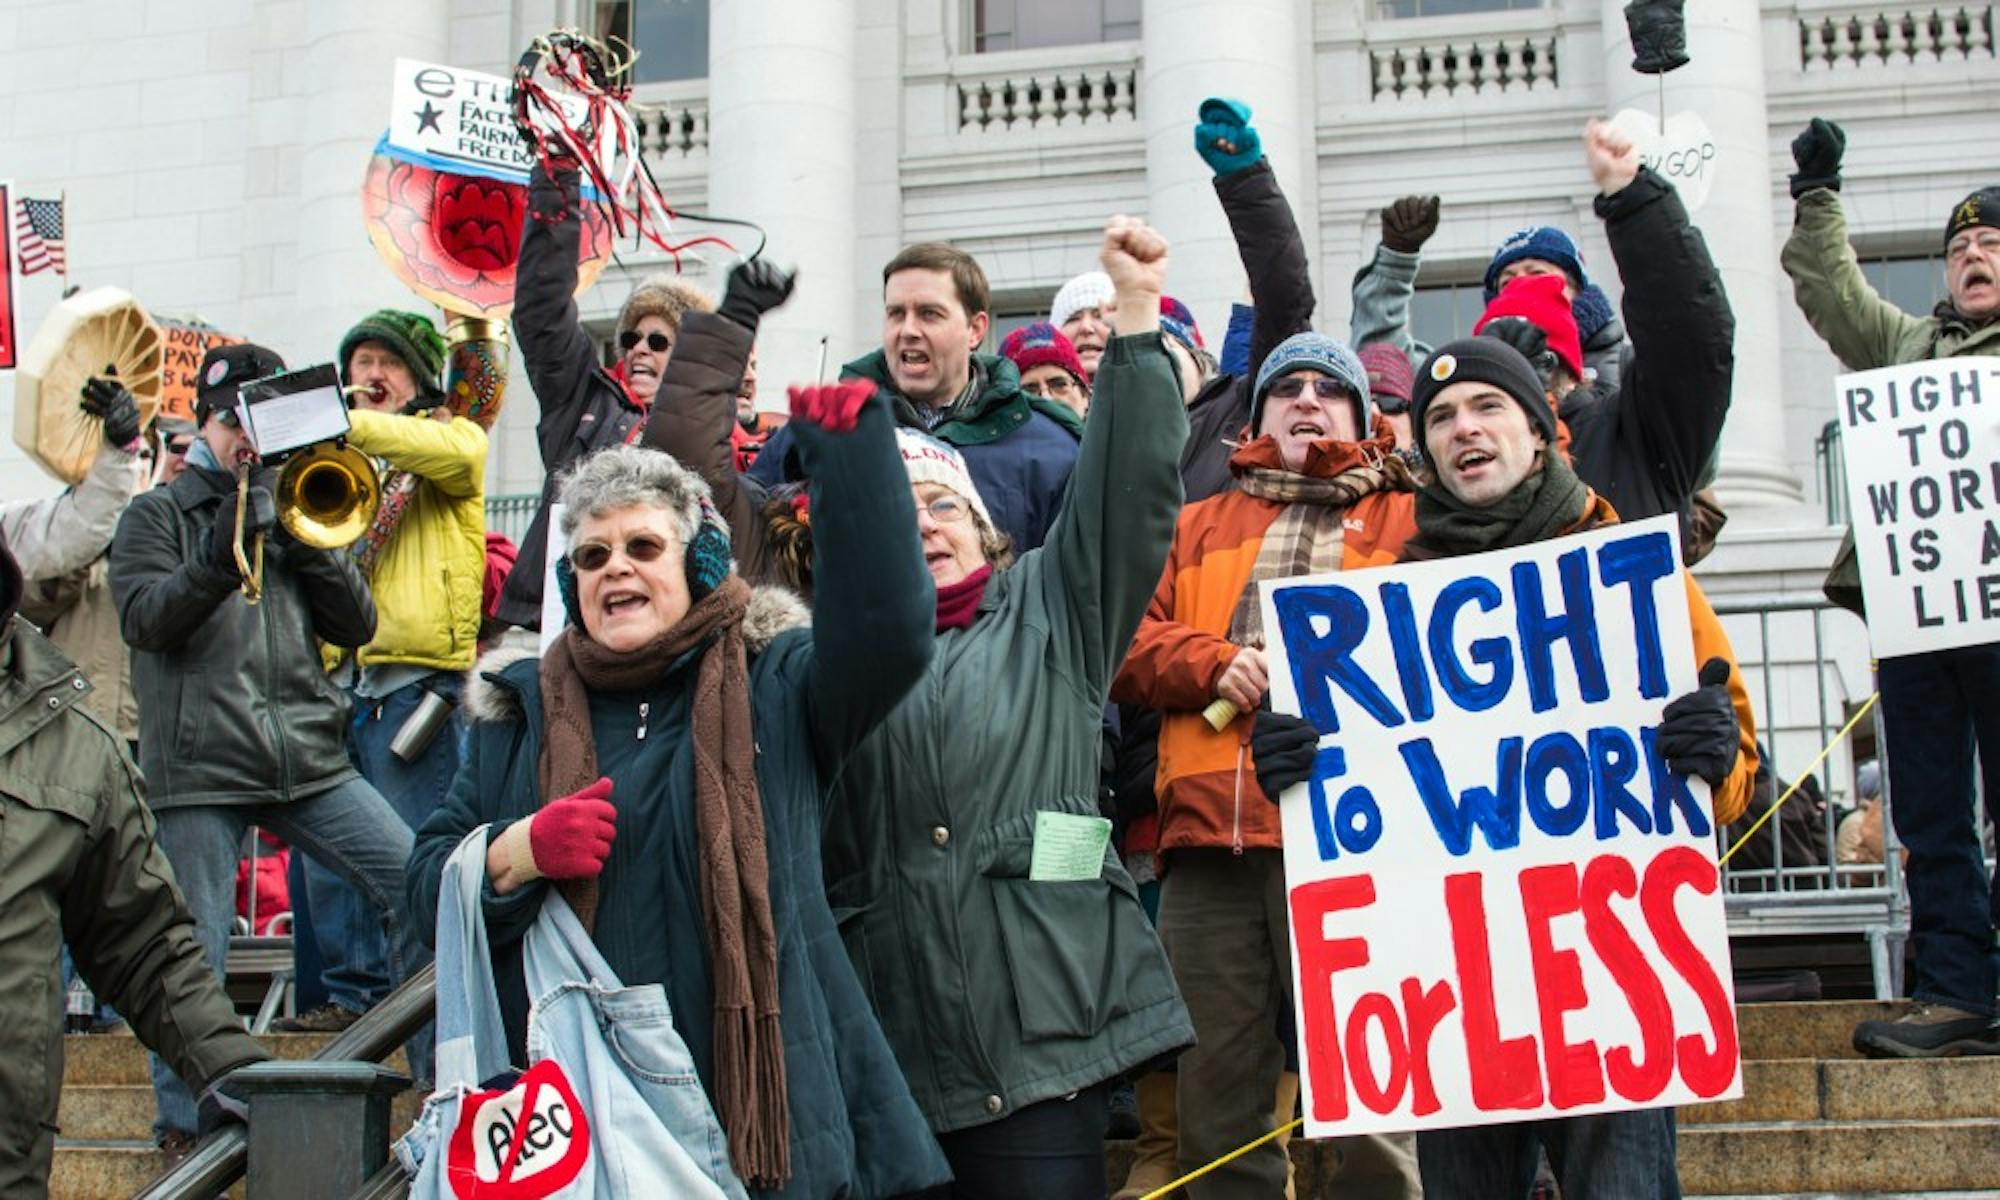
top-left (1706, 591), bottom-right (1908, 999)
top-left (483, 492), bottom-right (541, 544)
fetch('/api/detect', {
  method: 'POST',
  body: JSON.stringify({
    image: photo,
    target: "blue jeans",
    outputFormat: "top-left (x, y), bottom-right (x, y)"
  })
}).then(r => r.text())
top-left (148, 776), bottom-right (428, 1139)
top-left (305, 676), bottom-right (463, 1013)
top-left (1879, 645), bottom-right (2000, 1015)
top-left (1417, 1109), bottom-right (1681, 1199)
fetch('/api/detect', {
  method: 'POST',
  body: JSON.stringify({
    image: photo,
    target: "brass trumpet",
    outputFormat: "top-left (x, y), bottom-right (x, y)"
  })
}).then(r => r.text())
top-left (232, 443), bottom-right (382, 605)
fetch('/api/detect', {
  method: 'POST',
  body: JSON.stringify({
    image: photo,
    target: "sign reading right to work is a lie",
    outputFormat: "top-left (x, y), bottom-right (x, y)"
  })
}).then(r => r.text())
top-left (1259, 515), bottom-right (1742, 1139)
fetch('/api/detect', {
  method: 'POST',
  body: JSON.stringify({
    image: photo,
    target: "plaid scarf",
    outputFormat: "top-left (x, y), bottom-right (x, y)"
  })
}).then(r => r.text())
top-left (1227, 456), bottom-right (1412, 646)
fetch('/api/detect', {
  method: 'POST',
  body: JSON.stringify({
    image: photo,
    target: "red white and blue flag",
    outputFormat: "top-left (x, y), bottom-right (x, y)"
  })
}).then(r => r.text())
top-left (14, 195), bottom-right (65, 277)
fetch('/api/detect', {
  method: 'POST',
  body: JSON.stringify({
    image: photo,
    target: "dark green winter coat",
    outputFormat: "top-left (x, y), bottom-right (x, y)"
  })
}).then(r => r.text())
top-left (0, 620), bottom-right (265, 1197)
top-left (407, 396), bottom-right (951, 1200)
top-left (823, 333), bottom-right (1196, 1133)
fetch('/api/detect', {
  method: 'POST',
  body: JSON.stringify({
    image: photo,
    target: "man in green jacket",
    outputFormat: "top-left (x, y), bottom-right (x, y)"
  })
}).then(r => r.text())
top-left (1780, 116), bottom-right (2000, 1058)
top-left (280, 311), bottom-right (488, 1034)
top-left (0, 533), bottom-right (267, 1197)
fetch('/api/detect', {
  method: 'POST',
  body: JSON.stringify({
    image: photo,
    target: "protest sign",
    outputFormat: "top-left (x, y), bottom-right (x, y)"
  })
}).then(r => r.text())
top-left (1259, 515), bottom-right (1740, 1138)
top-left (1837, 356), bottom-right (2000, 657)
top-left (1607, 108), bottom-right (1716, 215)
top-left (389, 59), bottom-right (585, 186)
top-left (156, 318), bottom-right (242, 423)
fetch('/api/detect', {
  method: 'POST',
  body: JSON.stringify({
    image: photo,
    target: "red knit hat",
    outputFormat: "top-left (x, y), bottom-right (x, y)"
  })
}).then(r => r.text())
top-left (1475, 274), bottom-right (1584, 381)
top-left (1356, 343), bottom-right (1415, 412)
top-left (1001, 321), bottom-right (1088, 387)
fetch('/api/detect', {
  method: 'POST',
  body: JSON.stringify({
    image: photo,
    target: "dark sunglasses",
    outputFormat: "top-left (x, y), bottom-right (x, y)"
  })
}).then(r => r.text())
top-left (619, 330), bottom-right (672, 353)
top-left (166, 438), bottom-right (194, 455)
top-left (1267, 376), bottom-right (1352, 401)
top-left (570, 532), bottom-right (674, 573)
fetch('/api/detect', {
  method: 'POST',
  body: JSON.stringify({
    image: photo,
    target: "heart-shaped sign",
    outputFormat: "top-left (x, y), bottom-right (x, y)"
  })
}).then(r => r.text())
top-left (1607, 108), bottom-right (1717, 215)
top-left (445, 1059), bottom-right (592, 1198)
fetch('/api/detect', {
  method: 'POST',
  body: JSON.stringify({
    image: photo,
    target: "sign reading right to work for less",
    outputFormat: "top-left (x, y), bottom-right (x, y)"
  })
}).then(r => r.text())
top-left (1259, 516), bottom-right (1742, 1139)
top-left (1837, 355), bottom-right (2000, 658)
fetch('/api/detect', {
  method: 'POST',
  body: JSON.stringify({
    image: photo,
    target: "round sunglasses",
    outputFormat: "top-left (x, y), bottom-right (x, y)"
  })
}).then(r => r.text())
top-left (570, 532), bottom-right (676, 573)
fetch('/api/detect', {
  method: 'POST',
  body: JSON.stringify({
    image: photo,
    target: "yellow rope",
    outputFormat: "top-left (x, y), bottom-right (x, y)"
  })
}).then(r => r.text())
top-left (1138, 1117), bottom-right (1304, 1200)
top-left (1719, 691), bottom-right (1879, 866)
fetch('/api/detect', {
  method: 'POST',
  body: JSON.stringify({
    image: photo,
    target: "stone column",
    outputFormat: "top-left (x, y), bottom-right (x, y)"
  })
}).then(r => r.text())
top-left (708, 0), bottom-right (858, 401)
top-left (1600, 0), bottom-right (1805, 512)
top-left (1142, 0), bottom-right (1316, 350)
top-left (292, 0), bottom-right (452, 361)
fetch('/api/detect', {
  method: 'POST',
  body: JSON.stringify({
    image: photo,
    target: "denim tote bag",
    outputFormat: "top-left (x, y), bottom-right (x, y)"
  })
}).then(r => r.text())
top-left (397, 825), bottom-right (748, 1200)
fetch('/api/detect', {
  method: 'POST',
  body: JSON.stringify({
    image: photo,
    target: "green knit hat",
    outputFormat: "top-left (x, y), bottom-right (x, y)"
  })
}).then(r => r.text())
top-left (338, 309), bottom-right (447, 401)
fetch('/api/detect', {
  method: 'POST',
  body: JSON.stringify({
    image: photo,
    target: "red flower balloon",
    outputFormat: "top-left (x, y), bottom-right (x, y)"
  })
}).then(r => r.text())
top-left (362, 153), bottom-right (611, 319)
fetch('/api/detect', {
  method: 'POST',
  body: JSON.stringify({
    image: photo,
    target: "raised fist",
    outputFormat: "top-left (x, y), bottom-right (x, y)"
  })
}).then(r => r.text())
top-left (1789, 117), bottom-right (1846, 199)
top-left (1381, 195), bottom-right (1441, 254)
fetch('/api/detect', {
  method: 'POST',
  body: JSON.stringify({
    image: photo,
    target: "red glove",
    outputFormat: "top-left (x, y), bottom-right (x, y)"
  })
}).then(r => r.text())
top-left (787, 379), bottom-right (875, 433)
top-left (526, 778), bottom-right (617, 880)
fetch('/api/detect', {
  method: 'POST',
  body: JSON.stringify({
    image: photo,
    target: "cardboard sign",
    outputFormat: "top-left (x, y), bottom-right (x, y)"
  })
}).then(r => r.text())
top-left (0, 182), bottom-right (16, 370)
top-left (1837, 356), bottom-right (2000, 657)
top-left (445, 1058), bottom-right (591, 1197)
top-left (390, 59), bottom-right (586, 185)
top-left (1259, 516), bottom-right (1741, 1138)
top-left (1607, 108), bottom-right (1716, 215)
top-left (156, 318), bottom-right (242, 423)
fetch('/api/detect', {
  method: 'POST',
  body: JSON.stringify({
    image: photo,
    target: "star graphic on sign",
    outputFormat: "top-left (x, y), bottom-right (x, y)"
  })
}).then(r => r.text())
top-left (414, 102), bottom-right (444, 134)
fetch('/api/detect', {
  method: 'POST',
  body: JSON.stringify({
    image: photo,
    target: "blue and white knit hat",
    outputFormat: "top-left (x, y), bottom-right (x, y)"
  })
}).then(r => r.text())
top-left (1251, 330), bottom-right (1372, 433)
top-left (1048, 271), bottom-right (1114, 329)
top-left (1482, 226), bottom-right (1591, 301)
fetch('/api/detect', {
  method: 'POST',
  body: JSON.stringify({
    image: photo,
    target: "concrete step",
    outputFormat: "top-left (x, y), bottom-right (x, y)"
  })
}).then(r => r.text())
top-left (61, 1031), bottom-right (409, 1085)
top-left (1681, 1055), bottom-right (2000, 1126)
top-left (56, 1080), bottom-right (427, 1143)
top-left (1735, 1000), bottom-right (1910, 1062)
top-left (1678, 1117), bottom-right (2000, 1195)
top-left (48, 1141), bottom-right (244, 1200)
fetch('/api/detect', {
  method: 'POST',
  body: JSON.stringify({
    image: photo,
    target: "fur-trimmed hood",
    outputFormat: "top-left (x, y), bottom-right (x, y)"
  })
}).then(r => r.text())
top-left (463, 584), bottom-right (811, 723)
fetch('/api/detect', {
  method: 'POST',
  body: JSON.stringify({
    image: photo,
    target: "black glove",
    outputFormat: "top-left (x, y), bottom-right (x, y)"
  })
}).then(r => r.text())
top-left (1625, 0), bottom-right (1690, 75)
top-left (1657, 658), bottom-right (1740, 788)
top-left (81, 375), bottom-right (142, 448)
top-left (1478, 317), bottom-right (1561, 390)
top-left (1251, 710), bottom-right (1320, 801)
top-left (1788, 118), bottom-right (1846, 200)
top-left (719, 258), bottom-right (797, 331)
top-left (1380, 195), bottom-right (1441, 255)
top-left (209, 482), bottom-right (276, 579)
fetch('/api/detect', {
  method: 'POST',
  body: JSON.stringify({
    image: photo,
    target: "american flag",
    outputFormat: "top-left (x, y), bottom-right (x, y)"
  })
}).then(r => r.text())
top-left (15, 196), bottom-right (65, 276)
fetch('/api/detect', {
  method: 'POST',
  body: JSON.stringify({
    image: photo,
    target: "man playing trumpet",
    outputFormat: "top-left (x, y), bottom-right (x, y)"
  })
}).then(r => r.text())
top-left (107, 343), bottom-right (429, 1160)
top-left (278, 310), bottom-right (487, 1036)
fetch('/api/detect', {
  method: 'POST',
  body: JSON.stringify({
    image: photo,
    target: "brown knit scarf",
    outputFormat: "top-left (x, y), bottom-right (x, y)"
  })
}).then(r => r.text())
top-left (537, 574), bottom-right (790, 1188)
top-left (1227, 456), bottom-right (1414, 646)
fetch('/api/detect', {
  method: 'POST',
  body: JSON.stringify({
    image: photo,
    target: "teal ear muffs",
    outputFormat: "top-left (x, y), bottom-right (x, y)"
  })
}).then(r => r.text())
top-left (554, 497), bottom-right (735, 630)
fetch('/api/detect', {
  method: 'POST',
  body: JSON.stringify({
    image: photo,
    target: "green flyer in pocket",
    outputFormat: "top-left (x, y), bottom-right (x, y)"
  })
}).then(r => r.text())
top-left (1028, 810), bottom-right (1113, 882)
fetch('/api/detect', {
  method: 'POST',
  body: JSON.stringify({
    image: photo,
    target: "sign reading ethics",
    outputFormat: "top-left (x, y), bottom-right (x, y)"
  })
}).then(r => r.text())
top-left (1259, 516), bottom-right (1741, 1138)
top-left (1837, 356), bottom-right (2000, 657)
top-left (390, 59), bottom-right (586, 185)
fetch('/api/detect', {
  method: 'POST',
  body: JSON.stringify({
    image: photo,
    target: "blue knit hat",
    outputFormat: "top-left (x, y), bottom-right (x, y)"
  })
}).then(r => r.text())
top-left (1252, 331), bottom-right (1371, 434)
top-left (1483, 226), bottom-right (1590, 302)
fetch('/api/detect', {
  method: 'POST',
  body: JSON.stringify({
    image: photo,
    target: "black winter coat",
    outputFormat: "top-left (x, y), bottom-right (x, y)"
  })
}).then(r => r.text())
top-left (494, 164), bottom-right (648, 629)
top-left (1559, 168), bottom-right (1734, 527)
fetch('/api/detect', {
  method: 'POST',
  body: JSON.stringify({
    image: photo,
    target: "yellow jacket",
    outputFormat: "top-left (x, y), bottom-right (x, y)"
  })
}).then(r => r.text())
top-left (328, 409), bottom-right (487, 673)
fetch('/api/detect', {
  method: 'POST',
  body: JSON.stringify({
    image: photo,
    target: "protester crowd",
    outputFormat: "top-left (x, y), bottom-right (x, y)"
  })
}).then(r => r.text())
top-left (1, 90), bottom-right (1995, 1200)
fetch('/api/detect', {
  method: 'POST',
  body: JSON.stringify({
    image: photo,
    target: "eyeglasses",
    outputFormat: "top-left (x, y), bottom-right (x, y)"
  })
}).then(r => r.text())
top-left (918, 495), bottom-right (972, 524)
top-left (1947, 231), bottom-right (2000, 263)
top-left (1020, 376), bottom-right (1080, 399)
top-left (1267, 376), bottom-right (1352, 401)
top-left (166, 438), bottom-right (193, 455)
top-left (570, 532), bottom-right (675, 573)
top-left (619, 330), bottom-right (672, 353)
top-left (213, 408), bottom-right (243, 429)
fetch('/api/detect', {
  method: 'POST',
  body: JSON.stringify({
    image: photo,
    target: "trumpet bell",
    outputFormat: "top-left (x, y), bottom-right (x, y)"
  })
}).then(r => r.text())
top-left (276, 443), bottom-right (381, 549)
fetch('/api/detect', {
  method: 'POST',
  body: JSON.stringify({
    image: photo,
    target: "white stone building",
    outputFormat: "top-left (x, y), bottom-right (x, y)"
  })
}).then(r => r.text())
top-left (0, 0), bottom-right (1994, 798)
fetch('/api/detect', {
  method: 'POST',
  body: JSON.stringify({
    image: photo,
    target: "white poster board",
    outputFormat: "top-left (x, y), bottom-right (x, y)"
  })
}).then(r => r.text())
top-left (1259, 516), bottom-right (1741, 1139)
top-left (1837, 356), bottom-right (2000, 658)
top-left (1607, 108), bottom-right (1716, 215)
top-left (540, 502), bottom-right (566, 653)
top-left (389, 59), bottom-right (586, 185)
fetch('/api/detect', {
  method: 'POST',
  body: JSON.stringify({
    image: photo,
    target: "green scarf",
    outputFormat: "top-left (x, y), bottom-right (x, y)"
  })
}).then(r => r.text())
top-left (1408, 451), bottom-right (1590, 559)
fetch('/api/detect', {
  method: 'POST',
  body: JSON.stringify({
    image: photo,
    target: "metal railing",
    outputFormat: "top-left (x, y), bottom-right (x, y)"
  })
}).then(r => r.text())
top-left (484, 492), bottom-right (540, 544)
top-left (1708, 592), bottom-right (1907, 998)
top-left (135, 964), bottom-right (436, 1200)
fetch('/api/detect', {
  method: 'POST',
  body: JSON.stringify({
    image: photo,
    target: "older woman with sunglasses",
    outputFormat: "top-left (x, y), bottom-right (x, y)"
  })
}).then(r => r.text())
top-left (820, 215), bottom-right (1194, 1198)
top-left (407, 384), bottom-right (952, 1199)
